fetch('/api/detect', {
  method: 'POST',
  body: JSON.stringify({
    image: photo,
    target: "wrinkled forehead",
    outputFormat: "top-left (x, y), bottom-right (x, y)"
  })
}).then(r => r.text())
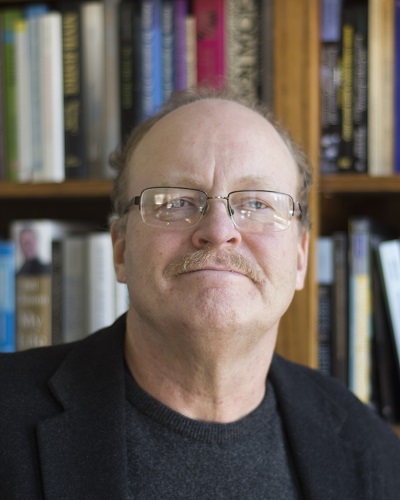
top-left (128, 99), bottom-right (299, 194)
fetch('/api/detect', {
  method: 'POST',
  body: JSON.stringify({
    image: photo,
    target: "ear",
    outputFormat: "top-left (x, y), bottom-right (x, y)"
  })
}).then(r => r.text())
top-left (295, 229), bottom-right (309, 290)
top-left (110, 220), bottom-right (127, 283)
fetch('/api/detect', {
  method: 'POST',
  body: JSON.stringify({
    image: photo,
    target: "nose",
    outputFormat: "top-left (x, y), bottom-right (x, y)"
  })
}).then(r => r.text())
top-left (191, 197), bottom-right (242, 249)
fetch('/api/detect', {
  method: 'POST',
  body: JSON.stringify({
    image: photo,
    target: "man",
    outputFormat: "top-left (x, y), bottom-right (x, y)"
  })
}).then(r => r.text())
top-left (17, 227), bottom-right (51, 275)
top-left (1, 88), bottom-right (399, 499)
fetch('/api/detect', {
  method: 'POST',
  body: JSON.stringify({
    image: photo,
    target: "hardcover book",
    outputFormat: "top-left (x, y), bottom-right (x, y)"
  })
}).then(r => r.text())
top-left (0, 241), bottom-right (16, 352)
top-left (193, 0), bottom-right (225, 88)
top-left (60, 2), bottom-right (86, 179)
top-left (10, 220), bottom-right (88, 350)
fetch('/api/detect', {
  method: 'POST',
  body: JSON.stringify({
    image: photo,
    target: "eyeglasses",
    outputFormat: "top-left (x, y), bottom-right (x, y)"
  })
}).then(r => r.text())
top-left (123, 187), bottom-right (302, 232)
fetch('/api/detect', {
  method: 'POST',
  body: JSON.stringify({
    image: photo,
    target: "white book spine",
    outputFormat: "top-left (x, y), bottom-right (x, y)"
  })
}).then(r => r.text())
top-left (378, 240), bottom-right (400, 361)
top-left (37, 13), bottom-right (65, 182)
top-left (86, 233), bottom-right (115, 333)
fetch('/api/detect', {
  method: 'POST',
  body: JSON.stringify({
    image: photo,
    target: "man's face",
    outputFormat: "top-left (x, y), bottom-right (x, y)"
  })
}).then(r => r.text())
top-left (19, 229), bottom-right (38, 260)
top-left (113, 99), bottom-right (309, 347)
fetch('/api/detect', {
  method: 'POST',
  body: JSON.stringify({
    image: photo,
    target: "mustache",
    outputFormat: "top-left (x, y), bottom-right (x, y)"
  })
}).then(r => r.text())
top-left (163, 247), bottom-right (265, 284)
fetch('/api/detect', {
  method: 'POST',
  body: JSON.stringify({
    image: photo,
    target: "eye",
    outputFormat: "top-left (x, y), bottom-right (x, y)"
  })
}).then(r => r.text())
top-left (167, 198), bottom-right (195, 209)
top-left (238, 197), bottom-right (273, 211)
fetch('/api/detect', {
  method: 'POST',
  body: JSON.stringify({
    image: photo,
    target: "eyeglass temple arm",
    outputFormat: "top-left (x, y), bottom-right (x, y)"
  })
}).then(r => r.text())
top-left (123, 196), bottom-right (141, 214)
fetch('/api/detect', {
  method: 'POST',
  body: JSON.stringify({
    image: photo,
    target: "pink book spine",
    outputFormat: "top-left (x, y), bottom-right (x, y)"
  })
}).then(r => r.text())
top-left (193, 0), bottom-right (225, 87)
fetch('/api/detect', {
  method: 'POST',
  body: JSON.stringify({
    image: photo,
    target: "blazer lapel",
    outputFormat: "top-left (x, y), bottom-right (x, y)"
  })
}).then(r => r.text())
top-left (36, 319), bottom-right (128, 500)
top-left (270, 356), bottom-right (373, 500)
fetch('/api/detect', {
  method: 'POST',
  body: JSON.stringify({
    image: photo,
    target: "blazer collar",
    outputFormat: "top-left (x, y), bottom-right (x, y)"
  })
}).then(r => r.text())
top-left (269, 355), bottom-right (372, 500)
top-left (36, 316), bottom-right (128, 500)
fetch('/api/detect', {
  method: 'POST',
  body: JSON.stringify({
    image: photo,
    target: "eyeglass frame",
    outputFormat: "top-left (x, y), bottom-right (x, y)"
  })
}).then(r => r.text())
top-left (123, 186), bottom-right (303, 231)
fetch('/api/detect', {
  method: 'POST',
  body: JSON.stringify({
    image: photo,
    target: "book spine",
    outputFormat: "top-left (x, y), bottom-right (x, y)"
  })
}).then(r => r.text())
top-left (193, 0), bottom-right (225, 88)
top-left (81, 2), bottom-right (105, 178)
top-left (60, 3), bottom-right (86, 179)
top-left (161, 0), bottom-right (175, 101)
top-left (86, 233), bottom-right (115, 334)
top-left (352, 4), bottom-right (368, 174)
top-left (348, 217), bottom-right (373, 404)
top-left (368, 0), bottom-right (394, 176)
top-left (185, 11), bottom-right (197, 89)
top-left (102, 0), bottom-right (120, 178)
top-left (317, 237), bottom-right (334, 376)
top-left (0, 14), bottom-right (5, 180)
top-left (225, 0), bottom-right (260, 101)
top-left (395, 0), bottom-right (400, 174)
top-left (2, 9), bottom-right (23, 181)
top-left (38, 13), bottom-right (65, 182)
top-left (141, 0), bottom-right (163, 119)
top-left (338, 8), bottom-right (354, 173)
top-left (0, 241), bottom-right (16, 352)
top-left (174, 0), bottom-right (188, 90)
top-left (332, 231), bottom-right (348, 385)
top-left (319, 0), bottom-right (342, 175)
top-left (15, 19), bottom-right (33, 182)
top-left (378, 240), bottom-right (400, 367)
top-left (51, 239), bottom-right (63, 345)
top-left (63, 236), bottom-right (87, 343)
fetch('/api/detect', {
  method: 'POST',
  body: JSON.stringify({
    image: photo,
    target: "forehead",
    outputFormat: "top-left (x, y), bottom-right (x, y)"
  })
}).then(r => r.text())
top-left (129, 99), bottom-right (299, 195)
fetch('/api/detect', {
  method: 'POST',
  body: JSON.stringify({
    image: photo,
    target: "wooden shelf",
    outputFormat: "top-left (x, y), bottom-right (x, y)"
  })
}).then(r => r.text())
top-left (319, 175), bottom-right (400, 194)
top-left (0, 180), bottom-right (113, 199)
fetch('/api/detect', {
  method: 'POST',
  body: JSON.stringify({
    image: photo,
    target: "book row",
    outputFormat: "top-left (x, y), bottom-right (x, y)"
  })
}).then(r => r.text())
top-left (0, 220), bottom-right (129, 352)
top-left (317, 220), bottom-right (400, 424)
top-left (0, 0), bottom-right (271, 183)
top-left (320, 0), bottom-right (400, 176)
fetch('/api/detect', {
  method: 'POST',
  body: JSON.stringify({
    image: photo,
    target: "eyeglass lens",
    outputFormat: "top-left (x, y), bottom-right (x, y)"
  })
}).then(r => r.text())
top-left (140, 187), bottom-right (294, 232)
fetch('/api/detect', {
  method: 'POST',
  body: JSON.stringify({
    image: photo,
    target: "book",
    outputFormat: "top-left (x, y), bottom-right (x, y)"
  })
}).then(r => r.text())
top-left (185, 9), bottom-right (197, 89)
top-left (51, 235), bottom-right (88, 344)
top-left (193, 0), bottom-right (225, 88)
top-left (348, 217), bottom-right (374, 404)
top-left (86, 232), bottom-right (116, 334)
top-left (395, 0), bottom-right (400, 174)
top-left (260, 0), bottom-right (274, 109)
top-left (368, 0), bottom-right (394, 176)
top-left (0, 14), bottom-right (5, 180)
top-left (0, 241), bottom-right (16, 352)
top-left (317, 237), bottom-right (334, 376)
top-left (174, 0), bottom-right (188, 91)
top-left (27, 4), bottom-right (49, 180)
top-left (15, 19), bottom-right (33, 182)
top-left (225, 0), bottom-right (260, 101)
top-left (10, 220), bottom-right (88, 351)
top-left (81, 1), bottom-right (106, 178)
top-left (377, 239), bottom-right (400, 370)
top-left (319, 0), bottom-right (342, 175)
top-left (161, 0), bottom-right (175, 101)
top-left (119, 0), bottom-right (143, 142)
top-left (352, 3), bottom-right (368, 174)
top-left (102, 0), bottom-right (120, 177)
top-left (37, 12), bottom-right (65, 182)
top-left (371, 238), bottom-right (400, 423)
top-left (60, 2), bottom-right (86, 179)
top-left (2, 9), bottom-right (23, 181)
top-left (141, 0), bottom-right (163, 118)
top-left (332, 231), bottom-right (348, 385)
top-left (337, 5), bottom-right (355, 173)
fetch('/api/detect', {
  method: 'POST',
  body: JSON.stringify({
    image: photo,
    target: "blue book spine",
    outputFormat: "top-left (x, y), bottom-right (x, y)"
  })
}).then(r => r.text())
top-left (0, 241), bottom-right (16, 352)
top-left (142, 0), bottom-right (163, 118)
top-left (395, 0), bottom-right (400, 173)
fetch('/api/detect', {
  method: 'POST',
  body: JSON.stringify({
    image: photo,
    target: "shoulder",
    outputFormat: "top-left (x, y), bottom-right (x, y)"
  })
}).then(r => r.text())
top-left (270, 355), bottom-right (400, 451)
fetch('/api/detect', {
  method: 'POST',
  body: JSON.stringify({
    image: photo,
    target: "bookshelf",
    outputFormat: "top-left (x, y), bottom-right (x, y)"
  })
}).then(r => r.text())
top-left (1, 0), bottom-right (400, 435)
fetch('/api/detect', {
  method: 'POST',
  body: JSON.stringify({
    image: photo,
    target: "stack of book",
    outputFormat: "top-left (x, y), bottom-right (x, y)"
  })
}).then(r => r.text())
top-left (0, 0), bottom-right (270, 183)
top-left (317, 217), bottom-right (400, 424)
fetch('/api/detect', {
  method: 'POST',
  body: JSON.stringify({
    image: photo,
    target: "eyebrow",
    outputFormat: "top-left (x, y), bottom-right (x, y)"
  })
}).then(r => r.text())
top-left (153, 174), bottom-right (277, 189)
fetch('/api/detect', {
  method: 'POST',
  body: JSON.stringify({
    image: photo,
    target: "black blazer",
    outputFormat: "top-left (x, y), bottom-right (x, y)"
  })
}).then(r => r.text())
top-left (1, 315), bottom-right (399, 499)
